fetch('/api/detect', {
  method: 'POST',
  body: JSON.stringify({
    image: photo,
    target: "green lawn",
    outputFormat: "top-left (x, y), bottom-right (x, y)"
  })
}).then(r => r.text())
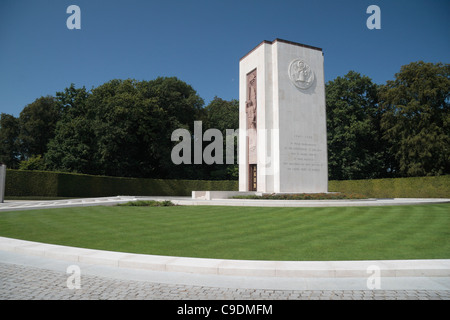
top-left (0, 204), bottom-right (449, 261)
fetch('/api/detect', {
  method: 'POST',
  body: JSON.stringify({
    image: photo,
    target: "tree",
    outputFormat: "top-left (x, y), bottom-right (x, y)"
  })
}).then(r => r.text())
top-left (89, 78), bottom-right (204, 178)
top-left (18, 96), bottom-right (60, 160)
top-left (203, 96), bottom-right (239, 132)
top-left (45, 85), bottom-right (94, 173)
top-left (45, 116), bottom-right (97, 174)
top-left (326, 71), bottom-right (385, 180)
top-left (201, 97), bottom-right (239, 180)
top-left (56, 83), bottom-right (90, 118)
top-left (46, 78), bottom-right (205, 179)
top-left (0, 113), bottom-right (20, 168)
top-left (379, 61), bottom-right (450, 177)
top-left (18, 155), bottom-right (46, 171)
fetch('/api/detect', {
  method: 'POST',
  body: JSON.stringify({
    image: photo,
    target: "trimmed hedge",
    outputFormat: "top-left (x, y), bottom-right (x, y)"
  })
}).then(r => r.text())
top-left (5, 169), bottom-right (449, 198)
top-left (5, 169), bottom-right (238, 198)
top-left (329, 175), bottom-right (450, 198)
top-left (5, 170), bottom-right (59, 197)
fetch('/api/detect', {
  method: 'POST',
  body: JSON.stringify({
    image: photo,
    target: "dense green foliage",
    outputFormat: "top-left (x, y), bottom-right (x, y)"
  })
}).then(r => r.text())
top-left (326, 71), bottom-right (385, 180)
top-left (200, 97), bottom-right (239, 180)
top-left (379, 61), bottom-right (450, 177)
top-left (18, 96), bottom-right (61, 160)
top-left (326, 61), bottom-right (449, 179)
top-left (0, 113), bottom-right (20, 168)
top-left (0, 204), bottom-right (448, 260)
top-left (45, 79), bottom-right (205, 179)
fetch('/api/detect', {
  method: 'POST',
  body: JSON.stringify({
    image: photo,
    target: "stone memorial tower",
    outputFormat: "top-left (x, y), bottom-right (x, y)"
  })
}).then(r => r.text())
top-left (239, 39), bottom-right (328, 193)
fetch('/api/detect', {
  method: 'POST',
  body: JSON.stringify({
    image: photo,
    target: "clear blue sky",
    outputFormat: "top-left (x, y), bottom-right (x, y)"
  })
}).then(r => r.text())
top-left (1, 0), bottom-right (449, 116)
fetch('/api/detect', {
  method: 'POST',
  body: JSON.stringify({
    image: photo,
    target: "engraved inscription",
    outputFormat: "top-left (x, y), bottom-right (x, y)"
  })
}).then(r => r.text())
top-left (282, 134), bottom-right (325, 173)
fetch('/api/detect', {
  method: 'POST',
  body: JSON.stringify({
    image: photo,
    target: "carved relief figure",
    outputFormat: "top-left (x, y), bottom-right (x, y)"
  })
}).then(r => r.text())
top-left (246, 71), bottom-right (257, 129)
top-left (246, 69), bottom-right (257, 166)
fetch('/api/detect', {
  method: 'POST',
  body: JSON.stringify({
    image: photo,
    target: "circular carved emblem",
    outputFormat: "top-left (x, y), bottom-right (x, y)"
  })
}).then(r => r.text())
top-left (288, 59), bottom-right (314, 90)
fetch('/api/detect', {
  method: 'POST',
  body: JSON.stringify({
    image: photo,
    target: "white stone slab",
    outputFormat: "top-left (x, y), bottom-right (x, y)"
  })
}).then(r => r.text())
top-left (386, 259), bottom-right (450, 277)
top-left (14, 243), bottom-right (58, 257)
top-left (118, 254), bottom-right (177, 271)
top-left (77, 250), bottom-right (130, 267)
top-left (165, 257), bottom-right (221, 275)
top-left (192, 191), bottom-right (260, 200)
top-left (218, 260), bottom-right (278, 277)
top-left (329, 260), bottom-right (396, 277)
top-left (44, 245), bottom-right (94, 262)
top-left (275, 261), bottom-right (336, 277)
top-left (0, 237), bottom-right (28, 251)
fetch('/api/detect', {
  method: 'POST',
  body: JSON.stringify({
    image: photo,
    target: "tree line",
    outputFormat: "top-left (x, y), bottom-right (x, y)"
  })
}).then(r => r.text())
top-left (0, 77), bottom-right (239, 180)
top-left (0, 61), bottom-right (448, 181)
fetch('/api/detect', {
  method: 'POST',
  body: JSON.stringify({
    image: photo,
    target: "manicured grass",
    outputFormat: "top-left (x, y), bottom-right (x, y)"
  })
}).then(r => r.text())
top-left (0, 204), bottom-right (449, 261)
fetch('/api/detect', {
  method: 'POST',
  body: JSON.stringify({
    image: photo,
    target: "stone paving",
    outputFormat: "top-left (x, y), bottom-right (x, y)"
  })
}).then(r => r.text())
top-left (1, 262), bottom-right (449, 300)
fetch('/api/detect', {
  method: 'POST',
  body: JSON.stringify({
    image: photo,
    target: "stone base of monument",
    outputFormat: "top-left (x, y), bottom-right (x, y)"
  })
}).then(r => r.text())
top-left (191, 191), bottom-right (341, 200)
top-left (192, 191), bottom-right (261, 200)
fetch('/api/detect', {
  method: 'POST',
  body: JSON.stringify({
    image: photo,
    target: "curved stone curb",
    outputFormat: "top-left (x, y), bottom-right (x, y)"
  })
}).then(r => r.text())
top-left (1, 236), bottom-right (449, 278)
